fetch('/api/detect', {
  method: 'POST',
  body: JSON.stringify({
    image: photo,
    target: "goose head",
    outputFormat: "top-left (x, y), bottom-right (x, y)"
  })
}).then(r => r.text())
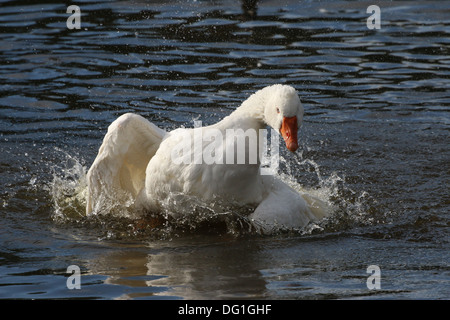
top-left (262, 84), bottom-right (303, 152)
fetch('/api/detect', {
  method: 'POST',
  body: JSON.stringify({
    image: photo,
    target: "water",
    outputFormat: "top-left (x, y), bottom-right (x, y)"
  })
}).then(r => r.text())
top-left (0, 0), bottom-right (449, 299)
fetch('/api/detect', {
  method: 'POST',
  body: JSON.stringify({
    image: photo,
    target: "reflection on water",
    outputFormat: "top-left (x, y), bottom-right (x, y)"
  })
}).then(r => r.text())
top-left (0, 0), bottom-right (449, 299)
top-left (90, 239), bottom-right (268, 299)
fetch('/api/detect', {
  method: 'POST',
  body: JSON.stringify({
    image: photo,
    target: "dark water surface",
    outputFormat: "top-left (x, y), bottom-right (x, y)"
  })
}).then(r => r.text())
top-left (0, 0), bottom-right (449, 299)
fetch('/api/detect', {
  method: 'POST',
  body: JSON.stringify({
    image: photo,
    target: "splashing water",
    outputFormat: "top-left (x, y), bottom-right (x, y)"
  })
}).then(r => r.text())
top-left (281, 153), bottom-right (383, 235)
top-left (48, 147), bottom-right (379, 238)
top-left (50, 148), bottom-right (88, 221)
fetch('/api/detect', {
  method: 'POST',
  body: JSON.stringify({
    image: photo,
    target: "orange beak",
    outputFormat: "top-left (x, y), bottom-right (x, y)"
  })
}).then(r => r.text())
top-left (280, 116), bottom-right (299, 152)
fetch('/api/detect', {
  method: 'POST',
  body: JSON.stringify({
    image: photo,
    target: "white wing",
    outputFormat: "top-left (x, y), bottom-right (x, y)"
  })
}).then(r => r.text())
top-left (86, 113), bottom-right (166, 215)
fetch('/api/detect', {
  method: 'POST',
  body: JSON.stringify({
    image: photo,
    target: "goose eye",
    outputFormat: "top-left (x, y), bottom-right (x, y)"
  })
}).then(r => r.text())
top-left (276, 107), bottom-right (280, 114)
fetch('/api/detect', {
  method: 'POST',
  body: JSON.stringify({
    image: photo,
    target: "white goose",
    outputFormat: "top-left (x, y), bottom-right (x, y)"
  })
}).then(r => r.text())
top-left (86, 84), bottom-right (328, 233)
